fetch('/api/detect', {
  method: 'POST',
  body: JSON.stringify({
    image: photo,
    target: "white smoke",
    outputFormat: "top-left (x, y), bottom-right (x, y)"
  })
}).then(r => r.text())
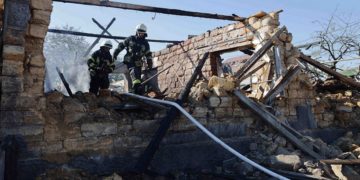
top-left (44, 26), bottom-right (91, 95)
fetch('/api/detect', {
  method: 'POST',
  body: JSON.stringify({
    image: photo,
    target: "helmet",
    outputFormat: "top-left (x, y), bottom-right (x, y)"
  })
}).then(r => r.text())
top-left (101, 40), bottom-right (113, 49)
top-left (135, 23), bottom-right (147, 33)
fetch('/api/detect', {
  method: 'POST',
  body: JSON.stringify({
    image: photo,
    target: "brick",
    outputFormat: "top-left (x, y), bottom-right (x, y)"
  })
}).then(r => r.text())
top-left (41, 141), bottom-right (64, 154)
top-left (63, 137), bottom-right (113, 151)
top-left (219, 96), bottom-right (233, 108)
top-left (1, 125), bottom-right (43, 137)
top-left (323, 113), bottom-right (335, 122)
top-left (171, 116), bottom-right (196, 132)
top-left (133, 120), bottom-right (159, 134)
top-left (64, 112), bottom-right (87, 124)
top-left (2, 60), bottom-right (24, 76)
top-left (191, 107), bottom-right (208, 118)
top-left (29, 66), bottom-right (45, 76)
top-left (44, 125), bottom-right (61, 141)
top-left (3, 29), bottom-right (26, 45)
top-left (2, 45), bottom-right (25, 60)
top-left (114, 136), bottom-right (145, 148)
top-left (248, 17), bottom-right (259, 25)
top-left (31, 10), bottom-right (51, 25)
top-left (1, 77), bottom-right (23, 93)
top-left (81, 123), bottom-right (117, 137)
top-left (24, 80), bottom-right (44, 95)
top-left (233, 108), bottom-right (245, 117)
top-left (0, 110), bottom-right (23, 127)
top-left (209, 96), bottom-right (221, 107)
top-left (29, 23), bottom-right (48, 38)
top-left (1, 93), bottom-right (42, 110)
top-left (215, 108), bottom-right (233, 118)
top-left (261, 16), bottom-right (276, 26)
top-left (30, 0), bottom-right (53, 11)
top-left (24, 110), bottom-right (45, 124)
top-left (30, 54), bottom-right (45, 67)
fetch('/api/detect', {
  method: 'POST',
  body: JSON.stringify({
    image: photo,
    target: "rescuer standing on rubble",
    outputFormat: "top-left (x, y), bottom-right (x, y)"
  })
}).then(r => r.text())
top-left (113, 23), bottom-right (153, 94)
top-left (87, 40), bottom-right (115, 95)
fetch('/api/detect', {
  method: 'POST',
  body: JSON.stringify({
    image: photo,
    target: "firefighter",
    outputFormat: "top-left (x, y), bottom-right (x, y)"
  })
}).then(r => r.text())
top-left (113, 23), bottom-right (153, 94)
top-left (87, 40), bottom-right (115, 95)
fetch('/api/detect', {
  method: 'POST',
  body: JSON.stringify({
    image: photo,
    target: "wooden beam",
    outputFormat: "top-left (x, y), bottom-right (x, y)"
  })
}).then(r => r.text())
top-left (238, 61), bottom-right (267, 82)
top-left (48, 29), bottom-right (182, 44)
top-left (53, 0), bottom-right (245, 21)
top-left (83, 17), bottom-right (116, 57)
top-left (320, 159), bottom-right (360, 165)
top-left (299, 53), bottom-right (360, 89)
top-left (233, 90), bottom-right (323, 159)
top-left (135, 52), bottom-right (210, 172)
top-left (56, 67), bottom-right (73, 97)
top-left (262, 65), bottom-right (302, 103)
top-left (92, 18), bottom-right (120, 43)
top-left (273, 45), bottom-right (284, 98)
top-left (234, 26), bottom-right (286, 79)
top-left (273, 46), bottom-right (283, 79)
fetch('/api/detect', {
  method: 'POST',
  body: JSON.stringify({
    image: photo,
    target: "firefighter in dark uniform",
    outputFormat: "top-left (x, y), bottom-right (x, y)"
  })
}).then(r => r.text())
top-left (87, 40), bottom-right (115, 95)
top-left (113, 23), bottom-right (153, 94)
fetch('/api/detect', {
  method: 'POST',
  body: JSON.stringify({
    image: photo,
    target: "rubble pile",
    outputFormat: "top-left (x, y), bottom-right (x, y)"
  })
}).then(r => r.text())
top-left (186, 77), bottom-right (360, 179)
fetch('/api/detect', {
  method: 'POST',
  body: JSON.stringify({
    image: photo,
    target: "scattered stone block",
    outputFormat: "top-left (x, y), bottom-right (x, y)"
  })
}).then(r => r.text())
top-left (268, 154), bottom-right (301, 171)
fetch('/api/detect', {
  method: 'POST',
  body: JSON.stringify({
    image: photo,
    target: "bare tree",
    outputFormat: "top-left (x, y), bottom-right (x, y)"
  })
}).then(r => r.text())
top-left (315, 10), bottom-right (360, 70)
top-left (44, 25), bottom-right (90, 94)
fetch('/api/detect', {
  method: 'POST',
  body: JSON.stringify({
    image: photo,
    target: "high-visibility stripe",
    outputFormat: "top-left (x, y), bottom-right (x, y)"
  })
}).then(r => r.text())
top-left (133, 79), bottom-right (141, 85)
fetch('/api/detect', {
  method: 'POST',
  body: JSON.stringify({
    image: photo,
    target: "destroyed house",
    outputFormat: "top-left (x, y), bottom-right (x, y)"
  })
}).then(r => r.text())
top-left (0, 0), bottom-right (360, 179)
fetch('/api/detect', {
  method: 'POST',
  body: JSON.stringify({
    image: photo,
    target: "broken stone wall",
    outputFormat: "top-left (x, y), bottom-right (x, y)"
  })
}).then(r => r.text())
top-left (1, 0), bottom-right (51, 144)
top-left (0, 1), bottom-right (359, 178)
top-left (153, 11), bottom-right (360, 130)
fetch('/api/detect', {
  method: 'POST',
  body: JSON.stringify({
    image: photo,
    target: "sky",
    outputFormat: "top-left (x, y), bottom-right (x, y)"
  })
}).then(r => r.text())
top-left (49, 0), bottom-right (360, 67)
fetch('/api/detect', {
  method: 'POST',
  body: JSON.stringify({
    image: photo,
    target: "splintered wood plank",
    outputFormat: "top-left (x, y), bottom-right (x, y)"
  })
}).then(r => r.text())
top-left (300, 53), bottom-right (360, 89)
top-left (262, 65), bottom-right (301, 103)
top-left (234, 26), bottom-right (286, 79)
top-left (234, 90), bottom-right (323, 160)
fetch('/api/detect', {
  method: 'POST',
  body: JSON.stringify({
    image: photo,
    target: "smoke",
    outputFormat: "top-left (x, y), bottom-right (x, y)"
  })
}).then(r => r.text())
top-left (44, 26), bottom-right (91, 95)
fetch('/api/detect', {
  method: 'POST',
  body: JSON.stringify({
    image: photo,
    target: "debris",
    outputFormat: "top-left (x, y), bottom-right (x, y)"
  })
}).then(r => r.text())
top-left (331, 164), bottom-right (347, 180)
top-left (268, 154), bottom-right (302, 171)
top-left (208, 76), bottom-right (235, 96)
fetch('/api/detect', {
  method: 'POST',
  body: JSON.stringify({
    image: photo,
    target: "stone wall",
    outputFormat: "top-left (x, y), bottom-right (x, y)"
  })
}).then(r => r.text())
top-left (1, 0), bottom-right (51, 144)
top-left (1, 1), bottom-right (359, 178)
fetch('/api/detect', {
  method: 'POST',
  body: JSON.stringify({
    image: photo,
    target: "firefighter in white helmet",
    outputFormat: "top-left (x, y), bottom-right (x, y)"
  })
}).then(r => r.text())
top-left (113, 23), bottom-right (153, 94)
top-left (87, 40), bottom-right (115, 95)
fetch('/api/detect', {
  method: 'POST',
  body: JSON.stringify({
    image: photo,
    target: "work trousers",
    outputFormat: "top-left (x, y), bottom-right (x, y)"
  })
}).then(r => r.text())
top-left (89, 74), bottom-right (110, 95)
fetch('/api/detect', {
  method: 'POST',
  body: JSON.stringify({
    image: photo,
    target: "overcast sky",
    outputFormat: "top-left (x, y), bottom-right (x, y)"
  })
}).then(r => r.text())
top-left (49, 0), bottom-right (360, 57)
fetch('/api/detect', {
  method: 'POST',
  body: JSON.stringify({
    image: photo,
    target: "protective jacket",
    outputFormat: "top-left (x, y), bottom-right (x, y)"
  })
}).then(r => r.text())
top-left (88, 49), bottom-right (114, 75)
top-left (113, 35), bottom-right (152, 68)
top-left (87, 48), bottom-right (114, 94)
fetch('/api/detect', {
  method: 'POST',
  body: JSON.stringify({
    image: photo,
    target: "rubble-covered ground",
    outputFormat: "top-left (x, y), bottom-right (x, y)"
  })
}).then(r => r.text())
top-left (34, 77), bottom-right (360, 180)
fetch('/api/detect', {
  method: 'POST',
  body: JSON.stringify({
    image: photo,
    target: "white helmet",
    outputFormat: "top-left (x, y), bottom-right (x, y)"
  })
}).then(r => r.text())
top-left (101, 40), bottom-right (113, 49)
top-left (135, 23), bottom-right (147, 33)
